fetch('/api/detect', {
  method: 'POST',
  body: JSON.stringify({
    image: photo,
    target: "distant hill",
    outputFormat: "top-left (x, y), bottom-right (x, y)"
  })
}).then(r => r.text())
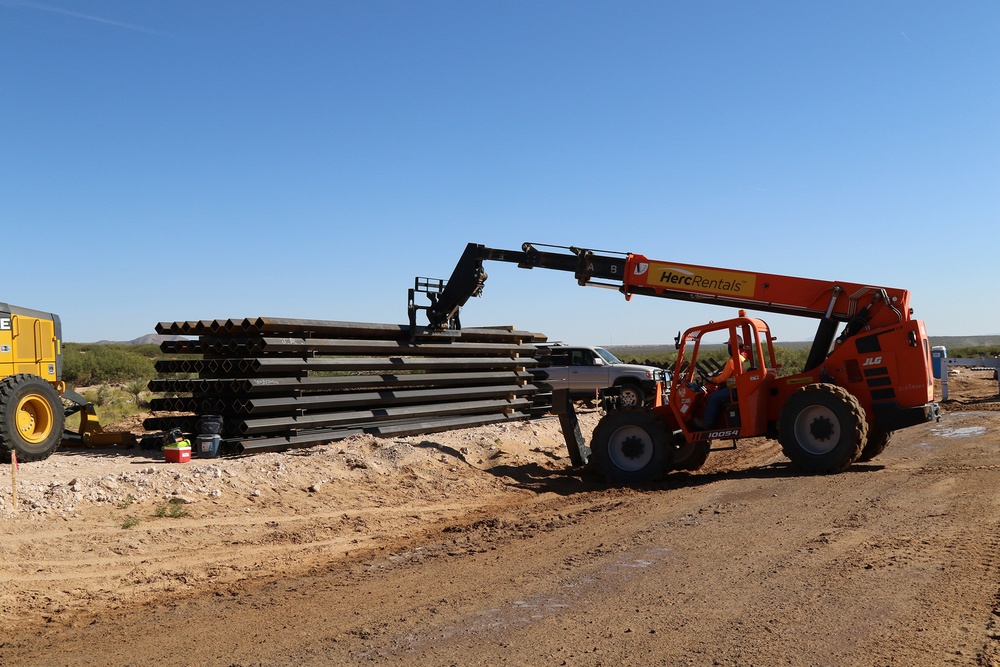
top-left (92, 334), bottom-right (190, 345)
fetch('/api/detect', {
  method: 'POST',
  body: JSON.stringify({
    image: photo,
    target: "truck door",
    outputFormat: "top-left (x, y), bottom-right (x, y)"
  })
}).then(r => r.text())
top-left (568, 348), bottom-right (609, 394)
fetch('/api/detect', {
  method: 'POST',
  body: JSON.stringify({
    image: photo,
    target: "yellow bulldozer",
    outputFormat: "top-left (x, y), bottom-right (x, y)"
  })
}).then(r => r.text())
top-left (0, 302), bottom-right (133, 463)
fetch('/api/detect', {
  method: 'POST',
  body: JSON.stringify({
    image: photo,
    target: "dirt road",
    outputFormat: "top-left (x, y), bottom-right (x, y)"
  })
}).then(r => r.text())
top-left (2, 372), bottom-right (999, 666)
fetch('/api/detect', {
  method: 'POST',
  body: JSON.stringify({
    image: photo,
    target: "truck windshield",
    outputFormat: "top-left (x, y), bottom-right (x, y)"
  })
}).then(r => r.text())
top-left (595, 348), bottom-right (623, 364)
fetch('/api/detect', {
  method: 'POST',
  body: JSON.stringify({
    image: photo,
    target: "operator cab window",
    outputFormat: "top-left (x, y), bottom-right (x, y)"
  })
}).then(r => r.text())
top-left (570, 350), bottom-right (593, 366)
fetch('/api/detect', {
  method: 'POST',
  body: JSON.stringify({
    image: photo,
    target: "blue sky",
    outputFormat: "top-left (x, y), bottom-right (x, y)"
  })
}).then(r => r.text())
top-left (2, 1), bottom-right (997, 344)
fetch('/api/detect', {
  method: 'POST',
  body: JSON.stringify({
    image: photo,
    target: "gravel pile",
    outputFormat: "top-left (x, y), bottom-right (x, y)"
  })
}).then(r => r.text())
top-left (0, 417), bottom-right (581, 521)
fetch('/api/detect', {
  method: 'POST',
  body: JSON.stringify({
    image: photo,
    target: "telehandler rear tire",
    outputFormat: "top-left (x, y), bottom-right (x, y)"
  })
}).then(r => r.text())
top-left (672, 438), bottom-right (711, 472)
top-left (590, 409), bottom-right (668, 485)
top-left (857, 428), bottom-right (892, 462)
top-left (778, 383), bottom-right (867, 474)
top-left (0, 374), bottom-right (65, 463)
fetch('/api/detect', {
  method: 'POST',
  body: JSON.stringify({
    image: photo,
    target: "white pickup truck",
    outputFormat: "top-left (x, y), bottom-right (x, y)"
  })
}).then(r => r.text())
top-left (537, 345), bottom-right (667, 408)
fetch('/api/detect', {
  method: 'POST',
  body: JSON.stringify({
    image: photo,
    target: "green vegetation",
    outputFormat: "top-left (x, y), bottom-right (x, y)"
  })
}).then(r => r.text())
top-left (948, 346), bottom-right (1000, 359)
top-left (60, 344), bottom-right (160, 426)
top-left (124, 377), bottom-right (151, 408)
top-left (611, 344), bottom-right (811, 377)
top-left (75, 385), bottom-right (148, 425)
top-left (62, 343), bottom-right (159, 386)
top-left (611, 343), bottom-right (1000, 378)
top-left (154, 498), bottom-right (189, 518)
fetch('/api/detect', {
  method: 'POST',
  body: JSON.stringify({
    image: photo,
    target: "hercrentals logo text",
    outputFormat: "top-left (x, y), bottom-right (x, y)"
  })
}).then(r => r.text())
top-left (644, 263), bottom-right (756, 296)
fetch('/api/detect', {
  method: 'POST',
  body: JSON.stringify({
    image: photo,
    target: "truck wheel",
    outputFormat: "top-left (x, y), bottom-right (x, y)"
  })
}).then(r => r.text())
top-left (0, 374), bottom-right (65, 463)
top-left (857, 428), bottom-right (892, 462)
top-left (778, 384), bottom-right (867, 474)
top-left (615, 382), bottom-right (645, 408)
top-left (590, 409), bottom-right (668, 485)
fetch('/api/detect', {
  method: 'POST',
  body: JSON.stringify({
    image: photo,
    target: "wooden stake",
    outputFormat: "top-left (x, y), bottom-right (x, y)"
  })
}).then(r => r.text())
top-left (10, 450), bottom-right (18, 510)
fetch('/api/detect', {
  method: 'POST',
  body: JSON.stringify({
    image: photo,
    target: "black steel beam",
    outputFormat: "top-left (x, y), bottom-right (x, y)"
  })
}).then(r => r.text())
top-left (235, 383), bottom-right (537, 416)
top-left (148, 370), bottom-right (536, 396)
top-left (155, 317), bottom-right (544, 343)
top-left (232, 411), bottom-right (533, 454)
top-left (154, 356), bottom-right (536, 375)
top-left (236, 397), bottom-right (531, 435)
top-left (146, 318), bottom-right (553, 455)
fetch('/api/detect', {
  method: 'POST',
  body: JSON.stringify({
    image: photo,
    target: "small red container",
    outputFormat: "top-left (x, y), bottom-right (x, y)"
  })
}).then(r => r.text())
top-left (164, 446), bottom-right (192, 463)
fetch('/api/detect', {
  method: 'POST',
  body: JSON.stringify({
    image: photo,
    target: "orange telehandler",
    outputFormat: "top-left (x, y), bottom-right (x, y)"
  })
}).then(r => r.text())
top-left (411, 242), bottom-right (940, 484)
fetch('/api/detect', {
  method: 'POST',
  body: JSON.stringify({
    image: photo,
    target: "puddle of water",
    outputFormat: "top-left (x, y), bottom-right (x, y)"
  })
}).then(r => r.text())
top-left (929, 426), bottom-right (987, 439)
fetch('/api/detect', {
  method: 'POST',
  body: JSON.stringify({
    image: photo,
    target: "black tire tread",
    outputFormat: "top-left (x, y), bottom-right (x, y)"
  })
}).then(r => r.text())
top-left (779, 383), bottom-right (867, 474)
top-left (590, 408), bottom-right (668, 485)
top-left (0, 374), bottom-right (64, 463)
top-left (673, 439), bottom-right (711, 471)
top-left (857, 428), bottom-right (892, 462)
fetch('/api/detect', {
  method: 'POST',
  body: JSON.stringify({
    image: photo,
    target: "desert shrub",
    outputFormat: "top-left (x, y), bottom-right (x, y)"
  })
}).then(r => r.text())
top-left (772, 347), bottom-right (810, 376)
top-left (62, 344), bottom-right (157, 385)
top-left (948, 346), bottom-right (1000, 359)
top-left (125, 377), bottom-right (151, 407)
top-left (75, 385), bottom-right (145, 423)
top-left (616, 345), bottom-right (813, 379)
top-left (154, 499), bottom-right (189, 518)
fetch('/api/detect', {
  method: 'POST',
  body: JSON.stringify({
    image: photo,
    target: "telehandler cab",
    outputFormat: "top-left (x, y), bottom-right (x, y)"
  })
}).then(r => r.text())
top-left (412, 242), bottom-right (940, 484)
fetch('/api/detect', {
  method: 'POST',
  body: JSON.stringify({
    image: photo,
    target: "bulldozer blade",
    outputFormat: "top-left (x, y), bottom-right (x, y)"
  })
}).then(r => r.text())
top-left (60, 394), bottom-right (137, 448)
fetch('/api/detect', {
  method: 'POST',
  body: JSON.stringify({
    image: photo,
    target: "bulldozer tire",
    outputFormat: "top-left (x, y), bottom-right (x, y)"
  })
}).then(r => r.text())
top-left (857, 428), bottom-right (892, 462)
top-left (671, 436), bottom-right (711, 471)
top-left (590, 409), bottom-right (669, 485)
top-left (779, 383), bottom-right (867, 474)
top-left (0, 374), bottom-right (65, 463)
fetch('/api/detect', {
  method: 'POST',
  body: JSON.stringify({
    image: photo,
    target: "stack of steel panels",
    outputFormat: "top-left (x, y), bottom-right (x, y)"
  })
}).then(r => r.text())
top-left (145, 317), bottom-right (548, 456)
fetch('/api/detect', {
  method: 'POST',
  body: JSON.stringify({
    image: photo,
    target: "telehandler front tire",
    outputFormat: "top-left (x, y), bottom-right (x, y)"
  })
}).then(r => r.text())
top-left (0, 374), bottom-right (65, 463)
top-left (778, 383), bottom-right (867, 474)
top-left (590, 409), bottom-right (668, 485)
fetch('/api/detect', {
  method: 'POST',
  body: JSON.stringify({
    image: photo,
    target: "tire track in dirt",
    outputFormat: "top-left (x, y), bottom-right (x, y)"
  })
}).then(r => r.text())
top-left (263, 413), bottom-right (1000, 666)
top-left (3, 408), bottom-right (1000, 665)
top-left (0, 496), bottom-right (545, 631)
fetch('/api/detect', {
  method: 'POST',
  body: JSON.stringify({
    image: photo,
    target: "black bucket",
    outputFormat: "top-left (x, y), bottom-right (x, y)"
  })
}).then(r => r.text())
top-left (196, 415), bottom-right (224, 435)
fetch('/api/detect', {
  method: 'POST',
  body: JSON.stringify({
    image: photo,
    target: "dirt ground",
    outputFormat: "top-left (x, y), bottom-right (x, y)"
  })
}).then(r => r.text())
top-left (2, 369), bottom-right (999, 666)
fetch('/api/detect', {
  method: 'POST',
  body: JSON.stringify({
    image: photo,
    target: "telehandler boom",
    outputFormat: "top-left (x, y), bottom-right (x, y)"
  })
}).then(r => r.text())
top-left (412, 242), bottom-right (940, 484)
